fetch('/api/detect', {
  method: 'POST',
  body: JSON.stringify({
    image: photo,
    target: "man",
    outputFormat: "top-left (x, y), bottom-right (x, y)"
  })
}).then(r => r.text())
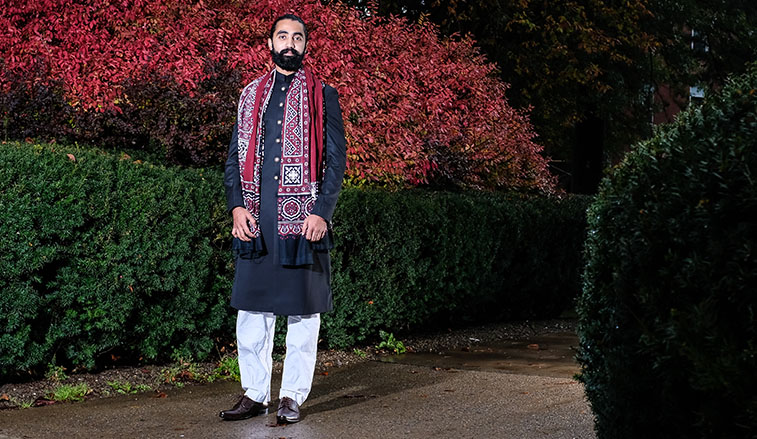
top-left (219, 14), bottom-right (346, 424)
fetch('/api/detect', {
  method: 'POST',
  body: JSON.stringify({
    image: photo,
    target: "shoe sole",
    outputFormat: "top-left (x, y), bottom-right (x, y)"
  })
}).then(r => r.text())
top-left (276, 415), bottom-right (300, 424)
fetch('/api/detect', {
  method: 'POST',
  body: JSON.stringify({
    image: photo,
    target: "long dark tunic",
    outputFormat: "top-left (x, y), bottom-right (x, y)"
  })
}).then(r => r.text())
top-left (224, 72), bottom-right (346, 315)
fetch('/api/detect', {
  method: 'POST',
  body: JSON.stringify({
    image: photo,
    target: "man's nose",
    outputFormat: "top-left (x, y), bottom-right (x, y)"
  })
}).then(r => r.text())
top-left (284, 37), bottom-right (295, 48)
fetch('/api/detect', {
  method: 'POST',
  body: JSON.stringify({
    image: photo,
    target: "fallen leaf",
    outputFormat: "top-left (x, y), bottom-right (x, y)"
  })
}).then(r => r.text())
top-left (33, 397), bottom-right (56, 407)
top-left (527, 344), bottom-right (540, 350)
top-left (320, 371), bottom-right (329, 376)
top-left (25, 137), bottom-right (33, 143)
top-left (154, 391), bottom-right (167, 398)
top-left (67, 153), bottom-right (76, 162)
top-left (323, 361), bottom-right (333, 367)
top-left (0, 393), bottom-right (9, 401)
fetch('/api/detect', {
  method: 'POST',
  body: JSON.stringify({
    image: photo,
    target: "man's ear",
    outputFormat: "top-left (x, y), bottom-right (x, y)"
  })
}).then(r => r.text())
top-left (267, 38), bottom-right (273, 51)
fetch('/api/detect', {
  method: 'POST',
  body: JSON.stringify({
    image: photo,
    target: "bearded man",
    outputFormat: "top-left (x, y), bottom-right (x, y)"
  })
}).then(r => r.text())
top-left (219, 14), bottom-right (346, 424)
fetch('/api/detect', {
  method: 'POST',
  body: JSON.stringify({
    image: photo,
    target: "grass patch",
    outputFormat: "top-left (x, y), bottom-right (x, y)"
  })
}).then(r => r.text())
top-left (45, 363), bottom-right (68, 382)
top-left (352, 348), bottom-right (367, 359)
top-left (211, 355), bottom-right (240, 382)
top-left (376, 330), bottom-right (406, 354)
top-left (106, 381), bottom-right (152, 395)
top-left (50, 383), bottom-right (89, 402)
top-left (8, 396), bottom-right (34, 409)
top-left (161, 358), bottom-right (208, 387)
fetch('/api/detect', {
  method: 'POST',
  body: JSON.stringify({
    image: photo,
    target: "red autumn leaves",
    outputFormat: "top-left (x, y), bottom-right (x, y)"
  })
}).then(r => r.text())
top-left (0, 0), bottom-right (555, 191)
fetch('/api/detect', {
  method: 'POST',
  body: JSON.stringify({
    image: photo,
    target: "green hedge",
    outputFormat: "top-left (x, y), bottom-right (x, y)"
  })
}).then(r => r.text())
top-left (0, 142), bottom-right (232, 378)
top-left (326, 189), bottom-right (590, 347)
top-left (0, 141), bottom-right (590, 379)
top-left (577, 66), bottom-right (757, 438)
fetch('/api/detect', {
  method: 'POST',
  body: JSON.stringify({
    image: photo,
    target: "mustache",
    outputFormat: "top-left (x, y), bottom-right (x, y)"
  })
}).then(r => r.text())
top-left (279, 48), bottom-right (301, 56)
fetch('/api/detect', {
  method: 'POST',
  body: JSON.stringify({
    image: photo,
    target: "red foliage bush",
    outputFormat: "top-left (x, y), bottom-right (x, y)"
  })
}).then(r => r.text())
top-left (0, 0), bottom-right (555, 191)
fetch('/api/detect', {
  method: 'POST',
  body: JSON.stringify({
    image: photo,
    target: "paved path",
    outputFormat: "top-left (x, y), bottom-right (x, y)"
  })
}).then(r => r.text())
top-left (0, 333), bottom-right (595, 439)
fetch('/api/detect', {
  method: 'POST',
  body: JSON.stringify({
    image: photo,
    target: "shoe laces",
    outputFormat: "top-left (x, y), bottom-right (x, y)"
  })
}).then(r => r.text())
top-left (280, 396), bottom-right (296, 411)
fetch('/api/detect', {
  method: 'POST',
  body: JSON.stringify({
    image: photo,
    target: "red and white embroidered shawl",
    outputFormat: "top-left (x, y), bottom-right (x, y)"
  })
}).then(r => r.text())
top-left (236, 67), bottom-right (325, 243)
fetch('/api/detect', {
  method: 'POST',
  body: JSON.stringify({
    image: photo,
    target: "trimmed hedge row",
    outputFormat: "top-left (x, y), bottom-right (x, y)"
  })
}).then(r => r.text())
top-left (0, 141), bottom-right (590, 379)
top-left (577, 66), bottom-right (757, 438)
top-left (0, 142), bottom-right (231, 378)
top-left (327, 189), bottom-right (590, 347)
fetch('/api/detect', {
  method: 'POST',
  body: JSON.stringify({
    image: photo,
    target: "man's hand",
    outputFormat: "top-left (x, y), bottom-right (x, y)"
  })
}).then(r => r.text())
top-left (302, 214), bottom-right (327, 242)
top-left (231, 207), bottom-right (256, 242)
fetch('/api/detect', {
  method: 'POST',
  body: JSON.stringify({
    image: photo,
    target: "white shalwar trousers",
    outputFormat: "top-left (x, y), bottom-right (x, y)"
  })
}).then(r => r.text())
top-left (236, 311), bottom-right (320, 406)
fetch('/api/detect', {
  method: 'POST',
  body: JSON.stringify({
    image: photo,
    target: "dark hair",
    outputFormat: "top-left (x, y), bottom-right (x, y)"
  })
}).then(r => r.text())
top-left (269, 14), bottom-right (308, 42)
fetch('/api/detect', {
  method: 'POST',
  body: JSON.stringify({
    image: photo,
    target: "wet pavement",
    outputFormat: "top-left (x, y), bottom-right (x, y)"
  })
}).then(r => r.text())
top-left (383, 332), bottom-right (582, 378)
top-left (0, 332), bottom-right (595, 438)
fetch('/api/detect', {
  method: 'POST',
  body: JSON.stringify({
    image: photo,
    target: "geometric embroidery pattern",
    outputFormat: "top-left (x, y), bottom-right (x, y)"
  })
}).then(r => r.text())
top-left (280, 197), bottom-right (302, 221)
top-left (283, 163), bottom-right (303, 186)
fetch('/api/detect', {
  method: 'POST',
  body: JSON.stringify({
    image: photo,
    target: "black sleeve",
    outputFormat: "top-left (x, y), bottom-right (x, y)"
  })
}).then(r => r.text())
top-left (224, 122), bottom-right (245, 213)
top-left (311, 85), bottom-right (347, 222)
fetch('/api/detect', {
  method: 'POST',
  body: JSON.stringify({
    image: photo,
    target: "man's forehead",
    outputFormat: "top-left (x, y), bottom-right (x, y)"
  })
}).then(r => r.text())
top-left (274, 19), bottom-right (305, 36)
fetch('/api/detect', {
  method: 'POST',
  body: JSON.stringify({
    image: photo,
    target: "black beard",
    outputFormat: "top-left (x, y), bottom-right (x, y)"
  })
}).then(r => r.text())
top-left (271, 48), bottom-right (305, 72)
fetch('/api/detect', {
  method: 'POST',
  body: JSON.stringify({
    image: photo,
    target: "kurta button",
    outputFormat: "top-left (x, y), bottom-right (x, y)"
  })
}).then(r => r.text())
top-left (275, 138), bottom-right (280, 143)
top-left (273, 175), bottom-right (279, 180)
top-left (279, 102), bottom-right (284, 107)
top-left (274, 157), bottom-right (280, 162)
top-left (277, 120), bottom-right (282, 125)
top-left (281, 86), bottom-right (286, 92)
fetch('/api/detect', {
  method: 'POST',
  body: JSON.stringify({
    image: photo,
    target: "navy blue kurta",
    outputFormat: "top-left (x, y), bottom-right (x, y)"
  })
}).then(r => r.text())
top-left (224, 71), bottom-right (346, 315)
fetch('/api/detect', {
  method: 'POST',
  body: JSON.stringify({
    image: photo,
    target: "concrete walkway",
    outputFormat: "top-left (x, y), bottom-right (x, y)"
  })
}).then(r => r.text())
top-left (0, 333), bottom-right (595, 439)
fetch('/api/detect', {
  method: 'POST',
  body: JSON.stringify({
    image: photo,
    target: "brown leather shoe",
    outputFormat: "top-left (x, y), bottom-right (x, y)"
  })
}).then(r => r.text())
top-left (219, 395), bottom-right (267, 421)
top-left (276, 396), bottom-right (301, 424)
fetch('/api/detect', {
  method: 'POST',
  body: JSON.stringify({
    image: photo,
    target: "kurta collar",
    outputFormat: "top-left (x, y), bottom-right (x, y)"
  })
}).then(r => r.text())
top-left (275, 70), bottom-right (296, 86)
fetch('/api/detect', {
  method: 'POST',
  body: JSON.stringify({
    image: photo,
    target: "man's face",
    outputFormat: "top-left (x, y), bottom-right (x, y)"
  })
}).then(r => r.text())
top-left (268, 19), bottom-right (307, 73)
